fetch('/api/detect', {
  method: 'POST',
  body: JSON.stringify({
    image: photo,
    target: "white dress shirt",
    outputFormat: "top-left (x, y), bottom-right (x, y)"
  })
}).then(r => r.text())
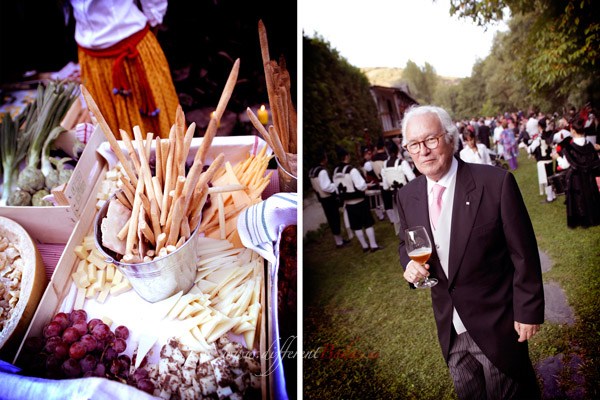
top-left (427, 157), bottom-right (467, 334)
top-left (317, 168), bottom-right (336, 194)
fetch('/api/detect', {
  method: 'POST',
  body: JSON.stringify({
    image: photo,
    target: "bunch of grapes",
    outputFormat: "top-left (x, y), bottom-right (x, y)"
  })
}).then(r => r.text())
top-left (20, 309), bottom-right (154, 395)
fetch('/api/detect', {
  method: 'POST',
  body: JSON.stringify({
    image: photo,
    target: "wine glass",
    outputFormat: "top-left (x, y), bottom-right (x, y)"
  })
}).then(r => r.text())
top-left (405, 226), bottom-right (438, 288)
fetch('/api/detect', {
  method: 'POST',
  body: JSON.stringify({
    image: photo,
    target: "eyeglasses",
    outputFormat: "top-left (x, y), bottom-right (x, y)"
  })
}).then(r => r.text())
top-left (404, 134), bottom-right (445, 154)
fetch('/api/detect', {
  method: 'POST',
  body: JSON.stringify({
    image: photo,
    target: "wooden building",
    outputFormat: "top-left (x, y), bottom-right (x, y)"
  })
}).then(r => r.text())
top-left (369, 84), bottom-right (418, 138)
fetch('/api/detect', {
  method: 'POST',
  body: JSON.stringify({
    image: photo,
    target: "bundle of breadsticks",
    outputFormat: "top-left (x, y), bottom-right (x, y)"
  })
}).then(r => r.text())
top-left (246, 20), bottom-right (297, 176)
top-left (83, 59), bottom-right (241, 264)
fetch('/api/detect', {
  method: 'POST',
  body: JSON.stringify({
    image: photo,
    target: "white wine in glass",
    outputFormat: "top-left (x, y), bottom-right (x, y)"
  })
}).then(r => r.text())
top-left (405, 226), bottom-right (438, 289)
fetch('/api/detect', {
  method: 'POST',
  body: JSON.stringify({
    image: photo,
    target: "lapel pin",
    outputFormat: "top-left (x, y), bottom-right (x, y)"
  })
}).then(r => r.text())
top-left (466, 201), bottom-right (470, 206)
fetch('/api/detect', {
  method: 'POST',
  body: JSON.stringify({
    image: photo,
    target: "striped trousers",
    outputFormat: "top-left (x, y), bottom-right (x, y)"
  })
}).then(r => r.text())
top-left (448, 331), bottom-right (539, 400)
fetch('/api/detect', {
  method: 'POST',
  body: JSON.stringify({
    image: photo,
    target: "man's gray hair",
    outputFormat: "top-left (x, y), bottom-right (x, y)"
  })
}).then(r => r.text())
top-left (401, 105), bottom-right (460, 152)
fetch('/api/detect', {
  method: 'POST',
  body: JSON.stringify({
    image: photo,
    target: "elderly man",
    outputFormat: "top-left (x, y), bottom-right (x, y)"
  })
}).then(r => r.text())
top-left (396, 105), bottom-right (544, 399)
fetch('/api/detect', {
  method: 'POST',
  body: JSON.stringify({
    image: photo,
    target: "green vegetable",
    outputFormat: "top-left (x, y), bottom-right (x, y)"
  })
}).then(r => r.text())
top-left (45, 157), bottom-right (72, 190)
top-left (0, 110), bottom-right (30, 205)
top-left (15, 80), bottom-right (79, 201)
top-left (17, 166), bottom-right (45, 193)
top-left (32, 189), bottom-right (52, 206)
top-left (41, 126), bottom-right (67, 179)
top-left (7, 189), bottom-right (32, 206)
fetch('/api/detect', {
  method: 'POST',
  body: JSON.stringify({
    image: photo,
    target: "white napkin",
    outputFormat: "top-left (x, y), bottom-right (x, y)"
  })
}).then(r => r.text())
top-left (237, 192), bottom-right (297, 400)
top-left (237, 193), bottom-right (297, 265)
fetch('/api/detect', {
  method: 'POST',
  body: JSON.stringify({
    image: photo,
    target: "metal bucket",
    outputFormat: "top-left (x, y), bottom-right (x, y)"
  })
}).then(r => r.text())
top-left (94, 194), bottom-right (198, 303)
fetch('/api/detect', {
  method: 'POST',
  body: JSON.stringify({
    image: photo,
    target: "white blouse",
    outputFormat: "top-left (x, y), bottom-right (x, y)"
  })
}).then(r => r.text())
top-left (459, 143), bottom-right (493, 165)
top-left (70, 0), bottom-right (168, 49)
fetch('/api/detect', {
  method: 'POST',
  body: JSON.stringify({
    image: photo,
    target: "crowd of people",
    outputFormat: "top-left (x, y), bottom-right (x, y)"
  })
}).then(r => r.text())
top-left (454, 106), bottom-right (600, 228)
top-left (309, 103), bottom-right (600, 252)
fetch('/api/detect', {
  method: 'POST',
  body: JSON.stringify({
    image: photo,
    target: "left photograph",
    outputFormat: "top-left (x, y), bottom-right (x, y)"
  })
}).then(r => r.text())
top-left (0, 1), bottom-right (298, 399)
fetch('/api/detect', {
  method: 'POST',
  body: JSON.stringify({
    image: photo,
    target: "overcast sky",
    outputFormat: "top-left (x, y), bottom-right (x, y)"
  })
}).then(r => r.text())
top-left (300, 0), bottom-right (508, 78)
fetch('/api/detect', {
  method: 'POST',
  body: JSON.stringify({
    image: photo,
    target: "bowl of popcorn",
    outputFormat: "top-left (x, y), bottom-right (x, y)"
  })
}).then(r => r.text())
top-left (0, 216), bottom-right (47, 360)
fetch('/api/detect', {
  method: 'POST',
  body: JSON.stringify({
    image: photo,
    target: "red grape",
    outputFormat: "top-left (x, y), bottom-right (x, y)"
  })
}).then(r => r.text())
top-left (91, 323), bottom-right (112, 341)
top-left (44, 336), bottom-right (62, 353)
top-left (80, 354), bottom-right (97, 373)
top-left (70, 309), bottom-right (87, 323)
top-left (43, 321), bottom-right (63, 338)
top-left (54, 341), bottom-right (69, 360)
top-left (114, 325), bottom-right (129, 340)
top-left (62, 358), bottom-right (82, 378)
top-left (45, 354), bottom-right (61, 371)
top-left (69, 341), bottom-right (87, 360)
top-left (109, 359), bottom-right (124, 376)
top-left (112, 338), bottom-right (127, 353)
top-left (80, 334), bottom-right (97, 353)
top-left (136, 379), bottom-right (155, 394)
top-left (62, 327), bottom-right (80, 344)
top-left (52, 312), bottom-right (70, 330)
top-left (72, 320), bottom-right (89, 336)
top-left (87, 318), bottom-right (103, 331)
top-left (103, 347), bottom-right (118, 363)
top-left (93, 362), bottom-right (106, 377)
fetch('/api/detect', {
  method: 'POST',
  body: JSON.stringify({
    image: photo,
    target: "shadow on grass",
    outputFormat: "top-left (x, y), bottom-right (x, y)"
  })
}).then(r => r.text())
top-left (303, 304), bottom-right (403, 400)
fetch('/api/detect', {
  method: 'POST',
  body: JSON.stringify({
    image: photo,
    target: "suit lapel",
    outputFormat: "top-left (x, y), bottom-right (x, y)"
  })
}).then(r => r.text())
top-left (448, 160), bottom-right (482, 286)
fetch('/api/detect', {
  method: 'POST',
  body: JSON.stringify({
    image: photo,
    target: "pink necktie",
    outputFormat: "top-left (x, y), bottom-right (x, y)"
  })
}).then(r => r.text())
top-left (430, 184), bottom-right (445, 230)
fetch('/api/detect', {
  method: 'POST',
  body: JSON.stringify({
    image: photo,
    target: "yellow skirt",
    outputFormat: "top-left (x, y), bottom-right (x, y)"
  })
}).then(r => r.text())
top-left (78, 31), bottom-right (179, 139)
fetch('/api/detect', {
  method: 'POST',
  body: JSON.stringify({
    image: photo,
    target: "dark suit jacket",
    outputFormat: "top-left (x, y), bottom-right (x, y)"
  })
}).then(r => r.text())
top-left (396, 157), bottom-right (544, 380)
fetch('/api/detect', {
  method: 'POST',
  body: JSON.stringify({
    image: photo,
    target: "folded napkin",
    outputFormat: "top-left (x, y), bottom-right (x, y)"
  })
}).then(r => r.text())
top-left (237, 192), bottom-right (297, 400)
top-left (237, 192), bottom-right (297, 265)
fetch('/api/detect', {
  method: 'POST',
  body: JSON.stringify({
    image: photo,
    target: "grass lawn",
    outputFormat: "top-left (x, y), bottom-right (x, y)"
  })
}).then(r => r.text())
top-left (302, 151), bottom-right (600, 399)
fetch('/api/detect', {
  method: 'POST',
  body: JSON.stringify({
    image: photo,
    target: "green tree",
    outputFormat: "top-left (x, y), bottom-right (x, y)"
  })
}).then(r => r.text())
top-left (303, 34), bottom-right (382, 190)
top-left (402, 60), bottom-right (439, 104)
top-left (449, 0), bottom-right (600, 106)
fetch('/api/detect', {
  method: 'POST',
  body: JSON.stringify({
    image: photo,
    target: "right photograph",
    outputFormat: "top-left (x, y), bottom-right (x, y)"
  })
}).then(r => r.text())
top-left (301, 1), bottom-right (600, 399)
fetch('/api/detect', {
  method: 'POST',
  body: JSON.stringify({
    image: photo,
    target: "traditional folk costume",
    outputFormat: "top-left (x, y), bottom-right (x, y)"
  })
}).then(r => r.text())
top-left (71, 0), bottom-right (179, 139)
top-left (556, 137), bottom-right (600, 228)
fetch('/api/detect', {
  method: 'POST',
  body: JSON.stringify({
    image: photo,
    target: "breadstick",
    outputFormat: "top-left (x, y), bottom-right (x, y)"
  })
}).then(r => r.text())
top-left (189, 153), bottom-right (225, 215)
top-left (139, 193), bottom-right (151, 215)
top-left (116, 190), bottom-right (132, 210)
top-left (160, 126), bottom-right (176, 225)
top-left (247, 107), bottom-right (276, 151)
top-left (268, 125), bottom-right (290, 171)
top-left (174, 106), bottom-right (186, 177)
top-left (119, 129), bottom-right (142, 175)
top-left (81, 85), bottom-right (137, 186)
top-left (133, 125), bottom-right (156, 206)
top-left (183, 122), bottom-right (196, 166)
top-left (155, 137), bottom-right (163, 187)
top-left (126, 169), bottom-right (145, 256)
top-left (155, 232), bottom-right (167, 255)
top-left (161, 139), bottom-right (171, 187)
top-left (214, 58), bottom-right (240, 121)
top-left (119, 175), bottom-right (136, 205)
top-left (145, 131), bottom-right (153, 160)
top-left (139, 219), bottom-right (155, 246)
top-left (180, 216), bottom-right (190, 241)
top-left (167, 196), bottom-right (185, 246)
top-left (167, 175), bottom-right (186, 227)
top-left (189, 188), bottom-right (210, 231)
top-left (117, 217), bottom-right (131, 241)
top-left (150, 198), bottom-right (162, 241)
top-left (151, 176), bottom-right (163, 208)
